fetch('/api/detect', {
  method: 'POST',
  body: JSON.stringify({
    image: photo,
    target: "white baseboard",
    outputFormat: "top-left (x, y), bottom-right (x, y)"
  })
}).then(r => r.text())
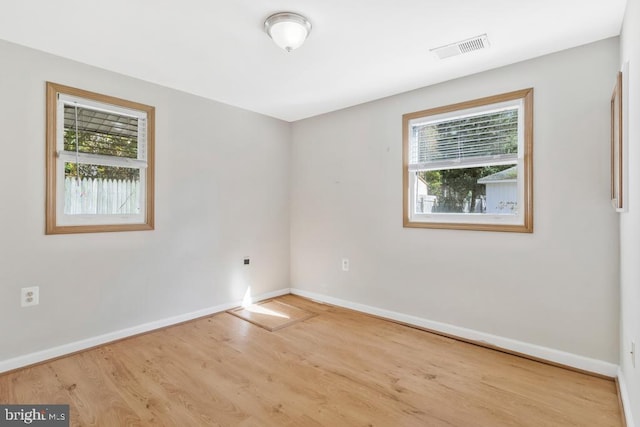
top-left (0, 287), bottom-right (291, 374)
top-left (290, 288), bottom-right (619, 377)
top-left (617, 368), bottom-right (636, 427)
top-left (2, 286), bottom-right (620, 380)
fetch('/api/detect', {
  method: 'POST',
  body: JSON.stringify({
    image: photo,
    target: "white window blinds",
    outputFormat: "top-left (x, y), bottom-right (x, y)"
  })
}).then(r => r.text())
top-left (408, 103), bottom-right (521, 171)
top-left (56, 94), bottom-right (148, 168)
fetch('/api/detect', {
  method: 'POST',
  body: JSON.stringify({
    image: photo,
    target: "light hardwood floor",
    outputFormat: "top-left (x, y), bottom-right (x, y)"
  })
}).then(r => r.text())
top-left (0, 295), bottom-right (623, 426)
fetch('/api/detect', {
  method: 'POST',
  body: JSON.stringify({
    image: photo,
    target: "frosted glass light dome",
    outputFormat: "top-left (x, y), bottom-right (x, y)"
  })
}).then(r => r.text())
top-left (264, 12), bottom-right (312, 52)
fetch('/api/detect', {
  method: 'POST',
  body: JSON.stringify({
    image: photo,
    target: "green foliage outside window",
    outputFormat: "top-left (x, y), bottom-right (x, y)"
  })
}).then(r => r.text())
top-left (64, 129), bottom-right (139, 180)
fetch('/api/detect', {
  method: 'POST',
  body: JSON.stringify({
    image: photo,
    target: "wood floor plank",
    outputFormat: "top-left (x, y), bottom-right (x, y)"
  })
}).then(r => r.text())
top-left (0, 295), bottom-right (623, 426)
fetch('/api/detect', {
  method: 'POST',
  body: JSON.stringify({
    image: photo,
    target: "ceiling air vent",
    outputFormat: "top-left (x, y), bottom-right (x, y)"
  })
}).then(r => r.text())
top-left (431, 34), bottom-right (490, 60)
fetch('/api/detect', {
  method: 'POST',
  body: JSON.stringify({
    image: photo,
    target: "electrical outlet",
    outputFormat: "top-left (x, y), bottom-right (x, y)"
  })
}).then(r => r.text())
top-left (341, 258), bottom-right (349, 271)
top-left (21, 286), bottom-right (39, 307)
top-left (632, 341), bottom-right (636, 368)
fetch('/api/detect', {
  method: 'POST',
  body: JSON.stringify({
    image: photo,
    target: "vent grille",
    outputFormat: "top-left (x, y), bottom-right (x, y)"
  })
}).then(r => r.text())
top-left (431, 34), bottom-right (490, 60)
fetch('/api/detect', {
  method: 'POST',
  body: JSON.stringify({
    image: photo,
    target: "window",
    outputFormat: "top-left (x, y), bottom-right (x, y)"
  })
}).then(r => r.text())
top-left (46, 82), bottom-right (155, 234)
top-left (402, 88), bottom-right (533, 232)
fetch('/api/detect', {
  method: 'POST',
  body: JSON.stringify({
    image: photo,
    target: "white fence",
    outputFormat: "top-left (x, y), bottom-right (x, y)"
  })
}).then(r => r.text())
top-left (64, 177), bottom-right (140, 215)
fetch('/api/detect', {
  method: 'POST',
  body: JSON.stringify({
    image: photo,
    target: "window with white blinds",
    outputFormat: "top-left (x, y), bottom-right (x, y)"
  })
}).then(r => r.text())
top-left (46, 82), bottom-right (155, 234)
top-left (402, 89), bottom-right (533, 233)
top-left (408, 104), bottom-right (519, 172)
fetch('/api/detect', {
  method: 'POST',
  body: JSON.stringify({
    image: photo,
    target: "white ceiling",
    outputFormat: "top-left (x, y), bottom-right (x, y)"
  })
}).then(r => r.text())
top-left (0, 0), bottom-right (627, 122)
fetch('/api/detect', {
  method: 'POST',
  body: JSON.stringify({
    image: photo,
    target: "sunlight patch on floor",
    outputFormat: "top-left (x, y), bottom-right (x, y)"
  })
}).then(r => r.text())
top-left (227, 299), bottom-right (317, 332)
top-left (244, 304), bottom-right (290, 319)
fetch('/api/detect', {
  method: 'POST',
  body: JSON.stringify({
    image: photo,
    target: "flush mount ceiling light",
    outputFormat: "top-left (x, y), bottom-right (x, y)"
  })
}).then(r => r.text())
top-left (264, 12), bottom-right (312, 52)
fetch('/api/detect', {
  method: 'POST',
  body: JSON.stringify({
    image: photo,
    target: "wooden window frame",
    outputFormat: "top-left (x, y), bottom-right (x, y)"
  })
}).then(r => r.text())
top-left (610, 71), bottom-right (623, 211)
top-left (45, 82), bottom-right (155, 234)
top-left (402, 88), bottom-right (533, 233)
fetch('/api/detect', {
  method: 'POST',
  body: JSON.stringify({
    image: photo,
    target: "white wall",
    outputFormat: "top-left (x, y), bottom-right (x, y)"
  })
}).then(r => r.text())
top-left (0, 40), bottom-right (291, 362)
top-left (619, 0), bottom-right (640, 422)
top-left (291, 38), bottom-right (620, 363)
